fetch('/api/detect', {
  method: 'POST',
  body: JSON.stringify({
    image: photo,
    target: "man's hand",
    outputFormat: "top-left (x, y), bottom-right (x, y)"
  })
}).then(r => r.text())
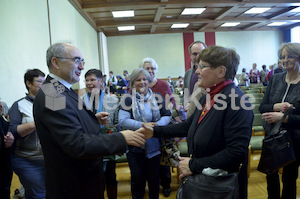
top-left (262, 112), bottom-right (284, 124)
top-left (178, 156), bottom-right (192, 180)
top-left (120, 130), bottom-right (145, 147)
top-left (4, 132), bottom-right (14, 148)
top-left (136, 123), bottom-right (154, 139)
top-left (95, 112), bottom-right (109, 125)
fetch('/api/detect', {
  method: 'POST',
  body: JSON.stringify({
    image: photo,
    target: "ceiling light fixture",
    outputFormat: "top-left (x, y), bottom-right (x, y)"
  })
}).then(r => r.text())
top-left (117, 26), bottom-right (135, 31)
top-left (267, 22), bottom-right (287, 26)
top-left (181, 8), bottom-right (206, 15)
top-left (221, 22), bottom-right (240, 27)
top-left (290, 7), bottom-right (300, 13)
top-left (171, 23), bottom-right (189, 28)
top-left (245, 7), bottom-right (271, 14)
top-left (112, 10), bottom-right (134, 18)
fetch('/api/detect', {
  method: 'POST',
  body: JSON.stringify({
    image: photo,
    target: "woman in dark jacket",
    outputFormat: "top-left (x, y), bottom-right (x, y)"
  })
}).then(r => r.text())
top-left (260, 42), bottom-right (300, 199)
top-left (138, 46), bottom-right (253, 199)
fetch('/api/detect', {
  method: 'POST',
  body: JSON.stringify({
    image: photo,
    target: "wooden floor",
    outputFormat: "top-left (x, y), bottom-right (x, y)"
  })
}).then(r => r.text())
top-left (10, 152), bottom-right (300, 198)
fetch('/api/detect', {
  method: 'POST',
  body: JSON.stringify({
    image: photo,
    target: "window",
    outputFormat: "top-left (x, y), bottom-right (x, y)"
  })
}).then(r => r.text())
top-left (291, 26), bottom-right (300, 42)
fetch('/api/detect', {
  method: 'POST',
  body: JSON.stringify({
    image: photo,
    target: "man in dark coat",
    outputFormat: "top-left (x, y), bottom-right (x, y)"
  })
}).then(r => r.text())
top-left (33, 42), bottom-right (145, 199)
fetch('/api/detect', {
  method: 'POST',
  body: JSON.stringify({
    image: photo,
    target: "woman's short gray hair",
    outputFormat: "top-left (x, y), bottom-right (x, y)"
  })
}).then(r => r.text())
top-left (130, 68), bottom-right (152, 89)
top-left (140, 57), bottom-right (158, 71)
top-left (46, 42), bottom-right (68, 69)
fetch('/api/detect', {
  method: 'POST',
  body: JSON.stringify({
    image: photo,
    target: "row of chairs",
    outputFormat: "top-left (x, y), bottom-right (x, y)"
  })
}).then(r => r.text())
top-left (243, 85), bottom-right (267, 177)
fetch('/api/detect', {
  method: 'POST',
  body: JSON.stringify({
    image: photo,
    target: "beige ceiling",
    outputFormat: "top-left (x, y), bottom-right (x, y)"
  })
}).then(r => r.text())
top-left (68, 0), bottom-right (300, 37)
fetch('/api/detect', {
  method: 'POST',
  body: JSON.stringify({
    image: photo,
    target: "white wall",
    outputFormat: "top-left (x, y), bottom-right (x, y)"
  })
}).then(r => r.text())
top-left (106, 31), bottom-right (282, 79)
top-left (193, 32), bottom-right (205, 44)
top-left (0, 0), bottom-right (100, 107)
top-left (107, 33), bottom-right (185, 79)
top-left (215, 31), bottom-right (283, 74)
top-left (49, 0), bottom-right (100, 90)
top-left (0, 0), bottom-right (284, 107)
top-left (0, 0), bottom-right (50, 107)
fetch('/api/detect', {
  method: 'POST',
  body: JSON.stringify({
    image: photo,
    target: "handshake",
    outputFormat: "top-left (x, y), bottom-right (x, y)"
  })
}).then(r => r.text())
top-left (95, 112), bottom-right (155, 147)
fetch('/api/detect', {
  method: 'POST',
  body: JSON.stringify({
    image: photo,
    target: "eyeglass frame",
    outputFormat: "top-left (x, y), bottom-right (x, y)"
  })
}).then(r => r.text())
top-left (34, 79), bottom-right (44, 84)
top-left (56, 56), bottom-right (85, 66)
top-left (197, 63), bottom-right (214, 70)
top-left (279, 55), bottom-right (298, 61)
top-left (84, 78), bottom-right (101, 83)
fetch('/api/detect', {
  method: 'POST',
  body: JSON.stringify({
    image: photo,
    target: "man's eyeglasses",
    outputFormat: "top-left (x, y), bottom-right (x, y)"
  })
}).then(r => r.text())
top-left (56, 57), bottom-right (85, 66)
top-left (84, 79), bottom-right (100, 83)
top-left (191, 52), bottom-right (199, 57)
top-left (34, 80), bottom-right (44, 84)
top-left (279, 55), bottom-right (297, 60)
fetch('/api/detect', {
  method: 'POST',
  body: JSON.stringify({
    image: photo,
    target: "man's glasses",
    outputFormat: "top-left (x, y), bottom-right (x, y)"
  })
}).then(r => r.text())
top-left (56, 57), bottom-right (85, 66)
top-left (34, 80), bottom-right (44, 84)
top-left (84, 79), bottom-right (100, 83)
top-left (191, 52), bottom-right (199, 57)
top-left (279, 55), bottom-right (297, 60)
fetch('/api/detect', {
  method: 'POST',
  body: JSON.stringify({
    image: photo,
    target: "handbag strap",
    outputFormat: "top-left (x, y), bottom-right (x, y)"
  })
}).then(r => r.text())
top-left (270, 106), bottom-right (294, 135)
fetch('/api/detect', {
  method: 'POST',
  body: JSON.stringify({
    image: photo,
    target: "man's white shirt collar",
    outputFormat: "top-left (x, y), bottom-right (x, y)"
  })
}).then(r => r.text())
top-left (49, 73), bottom-right (72, 90)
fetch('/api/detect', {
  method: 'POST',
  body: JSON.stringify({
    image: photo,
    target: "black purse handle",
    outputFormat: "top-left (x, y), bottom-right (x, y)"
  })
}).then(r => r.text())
top-left (270, 106), bottom-right (294, 135)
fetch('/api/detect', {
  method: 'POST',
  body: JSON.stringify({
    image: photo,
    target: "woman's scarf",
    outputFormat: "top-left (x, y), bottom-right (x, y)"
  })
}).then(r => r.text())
top-left (132, 88), bottom-right (161, 123)
top-left (132, 88), bottom-right (161, 159)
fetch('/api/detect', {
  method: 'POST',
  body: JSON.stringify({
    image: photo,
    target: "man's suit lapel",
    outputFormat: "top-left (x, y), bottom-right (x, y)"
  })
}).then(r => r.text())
top-left (67, 88), bottom-right (79, 102)
top-left (45, 75), bottom-right (95, 117)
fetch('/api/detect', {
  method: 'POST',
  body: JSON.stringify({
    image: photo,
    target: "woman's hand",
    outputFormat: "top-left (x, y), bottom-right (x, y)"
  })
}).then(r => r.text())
top-left (136, 123), bottom-right (154, 139)
top-left (178, 157), bottom-right (192, 180)
top-left (95, 112), bottom-right (109, 125)
top-left (143, 122), bottom-right (157, 128)
top-left (4, 132), bottom-right (14, 148)
top-left (262, 112), bottom-right (284, 124)
top-left (273, 102), bottom-right (293, 112)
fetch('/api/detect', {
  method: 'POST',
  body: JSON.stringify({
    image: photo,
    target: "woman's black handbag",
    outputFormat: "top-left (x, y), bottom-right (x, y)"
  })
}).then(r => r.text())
top-left (257, 106), bottom-right (296, 175)
top-left (176, 172), bottom-right (239, 199)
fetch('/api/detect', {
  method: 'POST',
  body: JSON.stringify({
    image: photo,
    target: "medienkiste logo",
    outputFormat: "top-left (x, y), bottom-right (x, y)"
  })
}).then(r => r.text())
top-left (40, 79), bottom-right (66, 111)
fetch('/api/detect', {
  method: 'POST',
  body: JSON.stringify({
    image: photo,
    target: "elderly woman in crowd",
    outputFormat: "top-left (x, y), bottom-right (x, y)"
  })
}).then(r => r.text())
top-left (141, 57), bottom-right (177, 196)
top-left (118, 68), bottom-right (171, 199)
top-left (138, 45), bottom-right (253, 199)
top-left (260, 42), bottom-right (300, 199)
top-left (249, 63), bottom-right (260, 83)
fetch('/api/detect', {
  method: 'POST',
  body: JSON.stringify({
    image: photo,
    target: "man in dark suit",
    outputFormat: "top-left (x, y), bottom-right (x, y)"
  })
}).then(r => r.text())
top-left (183, 41), bottom-right (206, 111)
top-left (33, 42), bottom-right (145, 199)
top-left (183, 41), bottom-right (207, 96)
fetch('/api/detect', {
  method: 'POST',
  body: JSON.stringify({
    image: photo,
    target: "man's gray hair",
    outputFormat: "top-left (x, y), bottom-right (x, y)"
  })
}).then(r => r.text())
top-left (130, 68), bottom-right (152, 89)
top-left (140, 57), bottom-right (158, 71)
top-left (46, 42), bottom-right (68, 69)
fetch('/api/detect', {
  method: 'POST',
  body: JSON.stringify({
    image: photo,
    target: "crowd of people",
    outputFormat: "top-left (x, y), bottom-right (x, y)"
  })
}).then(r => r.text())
top-left (0, 41), bottom-right (299, 199)
top-left (237, 58), bottom-right (287, 87)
